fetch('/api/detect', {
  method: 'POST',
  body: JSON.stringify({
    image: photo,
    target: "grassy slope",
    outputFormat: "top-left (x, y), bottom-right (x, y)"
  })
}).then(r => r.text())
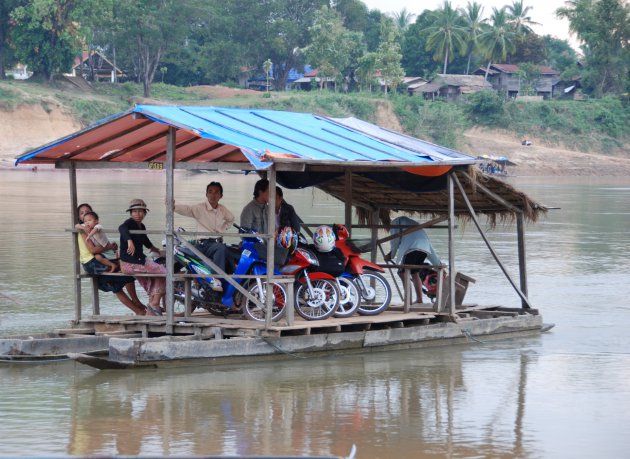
top-left (1, 78), bottom-right (628, 158)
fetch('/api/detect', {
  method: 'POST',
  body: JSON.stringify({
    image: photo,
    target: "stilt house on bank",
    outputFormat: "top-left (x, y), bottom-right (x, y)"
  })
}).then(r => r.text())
top-left (474, 64), bottom-right (560, 99)
top-left (410, 74), bottom-right (492, 101)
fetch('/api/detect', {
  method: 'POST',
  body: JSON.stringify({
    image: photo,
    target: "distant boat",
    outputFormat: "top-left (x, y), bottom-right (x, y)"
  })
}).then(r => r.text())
top-left (477, 155), bottom-right (516, 176)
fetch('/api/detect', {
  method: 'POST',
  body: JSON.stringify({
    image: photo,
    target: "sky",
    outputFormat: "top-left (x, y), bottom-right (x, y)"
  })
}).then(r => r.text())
top-left (362, 0), bottom-right (579, 48)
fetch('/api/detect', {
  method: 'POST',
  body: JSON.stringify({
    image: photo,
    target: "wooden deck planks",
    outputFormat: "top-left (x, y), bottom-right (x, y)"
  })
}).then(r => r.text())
top-left (79, 309), bottom-right (439, 337)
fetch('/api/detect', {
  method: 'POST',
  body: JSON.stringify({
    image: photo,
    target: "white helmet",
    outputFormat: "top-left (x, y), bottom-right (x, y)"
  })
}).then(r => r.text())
top-left (313, 225), bottom-right (336, 252)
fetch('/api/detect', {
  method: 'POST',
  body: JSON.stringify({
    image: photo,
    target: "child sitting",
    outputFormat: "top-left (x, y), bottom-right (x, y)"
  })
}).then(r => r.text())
top-left (75, 211), bottom-right (119, 273)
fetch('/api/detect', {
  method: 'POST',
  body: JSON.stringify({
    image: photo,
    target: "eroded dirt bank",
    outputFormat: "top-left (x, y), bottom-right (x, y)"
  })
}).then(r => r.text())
top-left (3, 103), bottom-right (629, 176)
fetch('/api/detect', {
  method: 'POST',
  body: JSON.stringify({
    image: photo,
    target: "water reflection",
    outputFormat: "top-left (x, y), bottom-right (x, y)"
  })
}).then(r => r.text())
top-left (3, 172), bottom-right (630, 457)
top-left (0, 341), bottom-right (541, 458)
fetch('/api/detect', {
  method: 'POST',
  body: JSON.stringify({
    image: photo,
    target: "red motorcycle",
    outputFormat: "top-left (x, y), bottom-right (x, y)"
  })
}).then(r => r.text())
top-left (332, 224), bottom-right (392, 315)
top-left (279, 245), bottom-right (341, 320)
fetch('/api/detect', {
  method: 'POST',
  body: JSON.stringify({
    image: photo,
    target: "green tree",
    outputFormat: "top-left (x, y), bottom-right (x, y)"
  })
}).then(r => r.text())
top-left (556, 0), bottom-right (630, 96)
top-left (0, 1), bottom-right (25, 80)
top-left (364, 9), bottom-right (386, 52)
top-left (507, 0), bottom-right (540, 35)
top-left (188, 0), bottom-right (251, 86)
top-left (478, 7), bottom-right (517, 80)
top-left (112, 0), bottom-right (203, 97)
top-left (333, 0), bottom-right (369, 33)
top-left (508, 32), bottom-right (547, 64)
top-left (401, 12), bottom-right (436, 77)
top-left (543, 35), bottom-right (578, 74)
top-left (341, 30), bottom-right (366, 92)
top-left (460, 2), bottom-right (487, 74)
top-left (307, 6), bottom-right (354, 91)
top-left (515, 62), bottom-right (541, 95)
top-left (262, 0), bottom-right (327, 90)
top-left (423, 1), bottom-right (467, 74)
top-left (72, 0), bottom-right (118, 82)
top-left (356, 51), bottom-right (378, 91)
top-left (11, 0), bottom-right (80, 81)
top-left (391, 8), bottom-right (415, 32)
top-left (376, 18), bottom-right (404, 94)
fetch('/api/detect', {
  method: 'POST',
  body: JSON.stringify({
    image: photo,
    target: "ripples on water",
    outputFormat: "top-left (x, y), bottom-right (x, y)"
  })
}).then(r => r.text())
top-left (1, 172), bottom-right (630, 457)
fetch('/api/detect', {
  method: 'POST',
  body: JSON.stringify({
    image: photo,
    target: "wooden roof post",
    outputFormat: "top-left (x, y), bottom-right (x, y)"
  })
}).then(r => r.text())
top-left (452, 173), bottom-right (533, 308)
top-left (447, 172), bottom-right (456, 315)
top-left (344, 169), bottom-right (352, 235)
top-left (69, 162), bottom-right (82, 323)
top-left (164, 126), bottom-right (176, 332)
top-left (265, 164), bottom-right (277, 328)
top-left (517, 213), bottom-right (529, 308)
top-left (370, 207), bottom-right (378, 265)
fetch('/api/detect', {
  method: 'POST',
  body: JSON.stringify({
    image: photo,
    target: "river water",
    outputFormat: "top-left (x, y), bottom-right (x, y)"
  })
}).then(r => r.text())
top-left (0, 170), bottom-right (629, 458)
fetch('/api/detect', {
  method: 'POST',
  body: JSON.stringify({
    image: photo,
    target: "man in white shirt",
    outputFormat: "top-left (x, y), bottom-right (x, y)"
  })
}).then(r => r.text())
top-left (174, 181), bottom-right (235, 291)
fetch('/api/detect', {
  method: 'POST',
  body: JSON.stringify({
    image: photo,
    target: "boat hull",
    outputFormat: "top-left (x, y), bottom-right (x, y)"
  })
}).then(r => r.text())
top-left (70, 314), bottom-right (548, 370)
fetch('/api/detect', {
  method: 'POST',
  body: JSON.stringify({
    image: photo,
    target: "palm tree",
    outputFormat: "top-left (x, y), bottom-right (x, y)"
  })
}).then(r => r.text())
top-left (424, 1), bottom-right (467, 74)
top-left (507, 0), bottom-right (541, 34)
top-left (460, 2), bottom-right (487, 74)
top-left (392, 8), bottom-right (415, 32)
top-left (555, 0), bottom-right (591, 38)
top-left (478, 7), bottom-right (517, 80)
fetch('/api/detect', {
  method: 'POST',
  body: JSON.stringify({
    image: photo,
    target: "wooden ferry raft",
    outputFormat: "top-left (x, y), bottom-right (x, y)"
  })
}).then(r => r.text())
top-left (63, 304), bottom-right (546, 370)
top-left (11, 105), bottom-right (553, 367)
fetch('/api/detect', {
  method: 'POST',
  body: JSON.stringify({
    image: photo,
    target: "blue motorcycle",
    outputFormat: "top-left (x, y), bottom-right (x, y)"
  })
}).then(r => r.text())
top-left (173, 225), bottom-right (287, 322)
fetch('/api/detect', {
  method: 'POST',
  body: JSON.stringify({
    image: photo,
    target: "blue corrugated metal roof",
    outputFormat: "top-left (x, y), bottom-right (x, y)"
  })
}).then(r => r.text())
top-left (16, 105), bottom-right (477, 169)
top-left (136, 105), bottom-right (473, 166)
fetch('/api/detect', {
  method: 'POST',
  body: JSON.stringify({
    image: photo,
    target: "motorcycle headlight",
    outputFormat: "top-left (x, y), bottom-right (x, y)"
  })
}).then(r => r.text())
top-left (297, 248), bottom-right (319, 266)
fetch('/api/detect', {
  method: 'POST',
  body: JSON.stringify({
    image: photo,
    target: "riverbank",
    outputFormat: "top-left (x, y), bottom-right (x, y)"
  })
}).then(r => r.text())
top-left (462, 127), bottom-right (630, 176)
top-left (2, 88), bottom-right (629, 176)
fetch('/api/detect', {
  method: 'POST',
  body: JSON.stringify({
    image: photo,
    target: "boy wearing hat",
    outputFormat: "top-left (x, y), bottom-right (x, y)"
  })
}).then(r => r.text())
top-left (119, 199), bottom-right (166, 316)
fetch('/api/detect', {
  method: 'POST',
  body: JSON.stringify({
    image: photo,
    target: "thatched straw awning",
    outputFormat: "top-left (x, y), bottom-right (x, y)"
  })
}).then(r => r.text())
top-left (314, 167), bottom-right (547, 226)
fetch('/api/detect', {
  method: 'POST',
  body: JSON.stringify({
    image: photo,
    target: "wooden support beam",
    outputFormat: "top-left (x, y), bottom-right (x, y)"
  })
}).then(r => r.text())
top-left (403, 269), bottom-right (411, 313)
top-left (55, 160), bottom-right (303, 172)
top-left (91, 277), bottom-right (100, 315)
top-left (452, 173), bottom-right (533, 309)
top-left (447, 173), bottom-right (456, 315)
top-left (344, 169), bottom-right (353, 235)
top-left (516, 213), bottom-right (529, 308)
top-left (69, 163), bottom-right (82, 322)
top-left (184, 278), bottom-right (192, 317)
top-left (376, 216), bottom-right (448, 246)
top-left (266, 165), bottom-right (277, 328)
top-left (459, 170), bottom-right (523, 214)
top-left (165, 127), bottom-right (176, 332)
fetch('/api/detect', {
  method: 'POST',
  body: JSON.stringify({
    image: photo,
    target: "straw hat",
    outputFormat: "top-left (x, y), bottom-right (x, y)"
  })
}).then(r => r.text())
top-left (126, 198), bottom-right (149, 212)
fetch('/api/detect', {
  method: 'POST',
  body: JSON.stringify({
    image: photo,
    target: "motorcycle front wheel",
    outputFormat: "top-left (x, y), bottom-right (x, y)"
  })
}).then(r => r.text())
top-left (333, 277), bottom-right (361, 318)
top-left (295, 279), bottom-right (340, 320)
top-left (354, 272), bottom-right (392, 316)
top-left (242, 280), bottom-right (287, 322)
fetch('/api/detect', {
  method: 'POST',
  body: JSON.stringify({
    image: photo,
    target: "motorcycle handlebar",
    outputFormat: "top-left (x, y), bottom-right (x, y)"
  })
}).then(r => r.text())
top-left (233, 224), bottom-right (265, 244)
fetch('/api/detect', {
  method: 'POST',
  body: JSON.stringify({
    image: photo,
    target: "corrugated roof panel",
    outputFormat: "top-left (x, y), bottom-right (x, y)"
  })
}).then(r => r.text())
top-left (330, 117), bottom-right (471, 161)
top-left (16, 105), bottom-right (477, 169)
top-left (139, 106), bottom-right (430, 163)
